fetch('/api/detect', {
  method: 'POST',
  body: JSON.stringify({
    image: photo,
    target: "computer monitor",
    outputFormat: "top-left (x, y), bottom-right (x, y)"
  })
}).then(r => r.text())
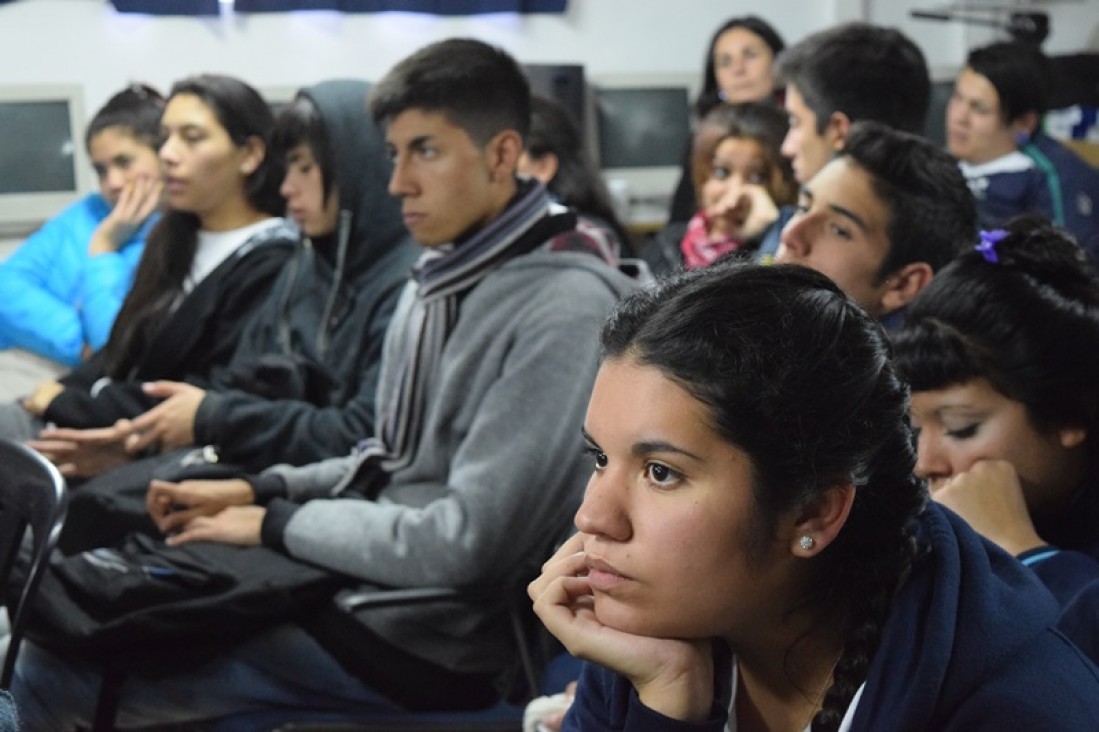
top-left (523, 63), bottom-right (588, 137)
top-left (0, 85), bottom-right (92, 238)
top-left (589, 74), bottom-right (694, 226)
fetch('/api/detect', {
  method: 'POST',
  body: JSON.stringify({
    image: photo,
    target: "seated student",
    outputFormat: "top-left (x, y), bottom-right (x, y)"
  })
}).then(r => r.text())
top-left (0, 84), bottom-right (164, 400)
top-left (9, 38), bottom-right (638, 729)
top-left (774, 121), bottom-right (975, 327)
top-left (668, 15), bottom-right (786, 224)
top-left (0, 75), bottom-right (295, 465)
top-left (677, 102), bottom-right (794, 270)
top-left (948, 41), bottom-right (1099, 256)
top-left (529, 261), bottom-right (1099, 731)
top-left (755, 22), bottom-right (931, 261)
top-left (521, 94), bottom-right (627, 263)
top-left (893, 216), bottom-right (1099, 663)
top-left (947, 43), bottom-right (1059, 229)
top-left (25, 80), bottom-right (418, 554)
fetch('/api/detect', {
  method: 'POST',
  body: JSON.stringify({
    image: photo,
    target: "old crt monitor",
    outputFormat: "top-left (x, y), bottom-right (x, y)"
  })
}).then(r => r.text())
top-left (591, 75), bottom-right (693, 225)
top-left (0, 84), bottom-right (91, 236)
top-left (0, 85), bottom-right (92, 237)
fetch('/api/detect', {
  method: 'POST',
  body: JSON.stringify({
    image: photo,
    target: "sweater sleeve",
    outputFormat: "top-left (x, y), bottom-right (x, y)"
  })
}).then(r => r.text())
top-left (1019, 547), bottom-right (1099, 608)
top-left (191, 278), bottom-right (403, 471)
top-left (0, 201), bottom-right (95, 365)
top-left (274, 272), bottom-right (616, 588)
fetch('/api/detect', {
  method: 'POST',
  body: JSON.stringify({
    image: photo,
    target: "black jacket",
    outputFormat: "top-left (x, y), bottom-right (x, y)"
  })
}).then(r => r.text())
top-left (45, 222), bottom-right (297, 428)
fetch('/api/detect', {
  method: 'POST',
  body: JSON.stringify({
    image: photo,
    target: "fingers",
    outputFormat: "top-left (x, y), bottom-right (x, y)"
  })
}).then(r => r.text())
top-left (124, 411), bottom-right (163, 453)
top-left (146, 479), bottom-right (182, 526)
top-left (141, 380), bottom-right (189, 399)
top-left (529, 534), bottom-right (587, 601)
top-left (164, 517), bottom-right (213, 547)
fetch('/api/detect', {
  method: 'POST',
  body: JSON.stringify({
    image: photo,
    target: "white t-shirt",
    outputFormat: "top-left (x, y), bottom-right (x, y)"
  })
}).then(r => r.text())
top-left (725, 660), bottom-right (865, 732)
top-left (184, 217), bottom-right (285, 294)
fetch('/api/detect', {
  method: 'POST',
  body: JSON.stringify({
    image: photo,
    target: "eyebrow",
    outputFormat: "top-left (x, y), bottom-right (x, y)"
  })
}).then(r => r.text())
top-left (800, 185), bottom-right (870, 232)
top-left (580, 427), bottom-right (704, 462)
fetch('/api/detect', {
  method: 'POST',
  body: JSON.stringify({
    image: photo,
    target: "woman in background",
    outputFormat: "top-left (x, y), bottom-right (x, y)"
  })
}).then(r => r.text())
top-left (0, 83), bottom-right (164, 398)
top-left (894, 217), bottom-right (1099, 663)
top-left (668, 15), bottom-right (786, 224)
top-left (531, 261), bottom-right (1099, 730)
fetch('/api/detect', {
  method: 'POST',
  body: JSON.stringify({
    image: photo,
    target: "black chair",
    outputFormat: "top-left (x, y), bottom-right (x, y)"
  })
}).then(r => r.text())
top-left (0, 438), bottom-right (68, 688)
top-left (200, 585), bottom-right (558, 732)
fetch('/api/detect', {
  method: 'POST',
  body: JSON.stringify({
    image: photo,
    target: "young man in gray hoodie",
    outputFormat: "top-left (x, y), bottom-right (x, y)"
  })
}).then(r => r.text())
top-left (12, 40), bottom-right (638, 729)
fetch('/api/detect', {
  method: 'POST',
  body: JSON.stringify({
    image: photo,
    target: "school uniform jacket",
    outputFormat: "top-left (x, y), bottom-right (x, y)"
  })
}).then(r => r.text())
top-left (564, 503), bottom-right (1099, 731)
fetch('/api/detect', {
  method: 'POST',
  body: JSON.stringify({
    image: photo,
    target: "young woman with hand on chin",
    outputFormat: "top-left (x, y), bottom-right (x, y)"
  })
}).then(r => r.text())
top-left (0, 83), bottom-right (164, 401)
top-left (530, 261), bottom-right (1099, 731)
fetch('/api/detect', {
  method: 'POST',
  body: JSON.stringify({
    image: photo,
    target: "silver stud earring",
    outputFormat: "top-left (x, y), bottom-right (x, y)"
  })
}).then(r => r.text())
top-left (799, 535), bottom-right (815, 551)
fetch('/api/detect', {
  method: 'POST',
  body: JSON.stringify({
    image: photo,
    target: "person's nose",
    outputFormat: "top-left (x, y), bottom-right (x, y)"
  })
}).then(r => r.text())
top-left (777, 209), bottom-right (813, 260)
top-left (388, 155), bottom-right (415, 198)
top-left (914, 429), bottom-right (953, 484)
top-left (573, 465), bottom-right (632, 543)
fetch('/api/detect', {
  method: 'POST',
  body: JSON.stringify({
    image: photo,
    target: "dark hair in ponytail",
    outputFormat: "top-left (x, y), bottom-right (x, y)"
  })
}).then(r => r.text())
top-left (85, 82), bottom-right (165, 152)
top-left (894, 215), bottom-right (1099, 456)
top-left (601, 262), bottom-right (925, 730)
top-left (102, 74), bottom-right (282, 378)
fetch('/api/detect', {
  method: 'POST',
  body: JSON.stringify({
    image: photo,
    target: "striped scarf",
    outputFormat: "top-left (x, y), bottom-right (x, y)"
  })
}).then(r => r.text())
top-left (352, 180), bottom-right (565, 484)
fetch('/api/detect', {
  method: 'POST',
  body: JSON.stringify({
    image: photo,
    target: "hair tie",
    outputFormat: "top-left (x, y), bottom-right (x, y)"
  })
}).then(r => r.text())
top-left (975, 229), bottom-right (1007, 263)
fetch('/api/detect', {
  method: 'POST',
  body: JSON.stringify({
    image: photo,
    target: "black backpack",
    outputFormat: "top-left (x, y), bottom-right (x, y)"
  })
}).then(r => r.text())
top-left (21, 532), bottom-right (347, 667)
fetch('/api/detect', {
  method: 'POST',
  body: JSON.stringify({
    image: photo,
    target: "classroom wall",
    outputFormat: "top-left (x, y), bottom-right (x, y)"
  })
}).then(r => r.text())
top-left (2, 0), bottom-right (1096, 119)
top-left (0, 0), bottom-right (1096, 250)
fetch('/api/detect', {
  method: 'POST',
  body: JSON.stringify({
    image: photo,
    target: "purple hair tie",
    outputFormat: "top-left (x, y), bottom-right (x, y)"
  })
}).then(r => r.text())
top-left (975, 229), bottom-right (1007, 263)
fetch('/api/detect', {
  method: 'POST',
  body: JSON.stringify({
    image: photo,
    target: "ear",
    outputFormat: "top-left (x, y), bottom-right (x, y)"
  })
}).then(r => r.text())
top-left (238, 136), bottom-right (265, 177)
top-left (790, 484), bottom-right (855, 557)
top-left (1059, 425), bottom-right (1087, 449)
top-left (826, 111), bottom-right (852, 150)
top-left (1014, 111), bottom-right (1040, 137)
top-left (485, 129), bottom-right (524, 184)
top-left (879, 262), bottom-right (935, 316)
top-left (523, 151), bottom-right (559, 185)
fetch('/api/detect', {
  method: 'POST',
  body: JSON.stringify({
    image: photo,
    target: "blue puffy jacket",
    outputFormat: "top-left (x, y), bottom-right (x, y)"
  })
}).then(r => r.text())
top-left (0, 193), bottom-right (155, 366)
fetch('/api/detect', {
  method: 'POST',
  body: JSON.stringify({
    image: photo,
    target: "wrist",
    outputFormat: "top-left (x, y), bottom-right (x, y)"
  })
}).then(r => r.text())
top-left (634, 660), bottom-right (714, 723)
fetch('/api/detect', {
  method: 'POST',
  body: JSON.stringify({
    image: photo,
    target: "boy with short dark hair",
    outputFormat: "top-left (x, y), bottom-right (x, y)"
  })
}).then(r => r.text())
top-left (12, 39), bottom-right (637, 728)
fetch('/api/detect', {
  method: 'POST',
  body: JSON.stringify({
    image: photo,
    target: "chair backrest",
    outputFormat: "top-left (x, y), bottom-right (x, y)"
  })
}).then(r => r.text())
top-left (0, 438), bottom-right (67, 688)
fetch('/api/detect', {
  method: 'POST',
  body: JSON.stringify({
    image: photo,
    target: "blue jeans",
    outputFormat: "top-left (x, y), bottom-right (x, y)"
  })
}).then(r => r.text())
top-left (11, 623), bottom-right (403, 731)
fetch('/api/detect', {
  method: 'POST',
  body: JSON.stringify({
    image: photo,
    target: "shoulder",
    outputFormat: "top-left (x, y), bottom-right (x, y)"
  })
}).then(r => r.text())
top-left (945, 628), bottom-right (1099, 728)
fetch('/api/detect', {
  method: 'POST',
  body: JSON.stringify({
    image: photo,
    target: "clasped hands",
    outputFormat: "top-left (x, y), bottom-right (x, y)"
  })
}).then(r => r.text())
top-left (27, 380), bottom-right (205, 478)
top-left (145, 477), bottom-right (264, 547)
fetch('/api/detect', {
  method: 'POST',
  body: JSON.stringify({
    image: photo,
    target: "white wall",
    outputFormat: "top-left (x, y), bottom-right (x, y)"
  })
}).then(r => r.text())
top-left (2, 0), bottom-right (1095, 120)
top-left (0, 0), bottom-right (1096, 244)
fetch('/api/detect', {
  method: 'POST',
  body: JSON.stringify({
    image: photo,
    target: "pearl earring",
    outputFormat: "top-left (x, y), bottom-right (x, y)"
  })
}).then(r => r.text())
top-left (799, 535), bottom-right (815, 551)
